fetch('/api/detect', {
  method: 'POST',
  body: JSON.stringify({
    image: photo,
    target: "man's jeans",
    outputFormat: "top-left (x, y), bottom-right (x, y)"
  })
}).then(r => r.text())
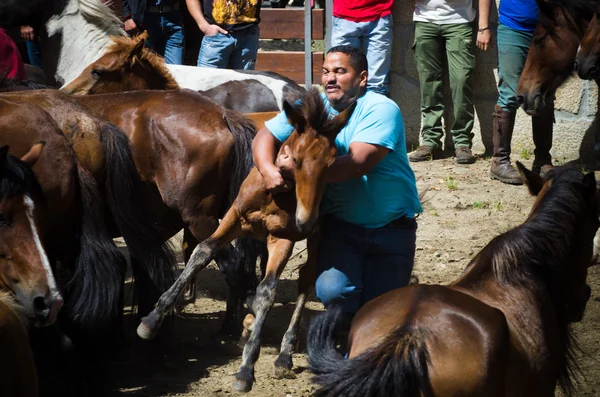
top-left (144, 10), bottom-right (185, 65)
top-left (197, 25), bottom-right (259, 70)
top-left (331, 15), bottom-right (393, 96)
top-left (25, 39), bottom-right (43, 69)
top-left (315, 215), bottom-right (417, 315)
top-left (413, 21), bottom-right (475, 149)
top-left (497, 23), bottom-right (534, 112)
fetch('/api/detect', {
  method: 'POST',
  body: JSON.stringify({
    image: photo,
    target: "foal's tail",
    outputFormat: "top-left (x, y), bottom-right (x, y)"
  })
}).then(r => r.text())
top-left (223, 111), bottom-right (268, 288)
top-left (99, 123), bottom-right (177, 311)
top-left (308, 306), bottom-right (432, 397)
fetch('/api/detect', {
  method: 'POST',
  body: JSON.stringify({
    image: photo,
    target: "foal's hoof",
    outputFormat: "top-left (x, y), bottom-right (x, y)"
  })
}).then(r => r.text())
top-left (136, 311), bottom-right (163, 340)
top-left (232, 373), bottom-right (254, 393)
top-left (273, 355), bottom-right (295, 379)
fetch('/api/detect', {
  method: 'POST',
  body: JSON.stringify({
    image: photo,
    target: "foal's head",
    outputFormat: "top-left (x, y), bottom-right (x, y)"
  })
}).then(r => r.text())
top-left (575, 12), bottom-right (600, 80)
top-left (517, 0), bottom-right (592, 114)
top-left (60, 32), bottom-right (179, 94)
top-left (281, 89), bottom-right (355, 233)
top-left (0, 143), bottom-right (63, 327)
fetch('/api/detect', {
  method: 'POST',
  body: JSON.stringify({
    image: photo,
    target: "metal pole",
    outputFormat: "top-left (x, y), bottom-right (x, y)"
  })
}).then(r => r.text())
top-left (304, 0), bottom-right (312, 88)
top-left (325, 0), bottom-right (333, 51)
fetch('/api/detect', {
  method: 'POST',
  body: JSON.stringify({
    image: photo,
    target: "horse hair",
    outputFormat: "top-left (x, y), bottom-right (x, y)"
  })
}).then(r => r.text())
top-left (538, 0), bottom-right (600, 37)
top-left (0, 75), bottom-right (50, 92)
top-left (76, 0), bottom-right (124, 36)
top-left (0, 147), bottom-right (45, 205)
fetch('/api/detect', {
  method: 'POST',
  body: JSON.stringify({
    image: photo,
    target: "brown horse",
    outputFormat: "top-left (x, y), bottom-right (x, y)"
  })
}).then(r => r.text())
top-left (60, 33), bottom-right (306, 112)
top-left (0, 291), bottom-right (38, 397)
top-left (575, 12), bottom-right (600, 80)
top-left (136, 89), bottom-right (355, 392)
top-left (307, 163), bottom-right (598, 397)
top-left (517, 0), bottom-right (598, 115)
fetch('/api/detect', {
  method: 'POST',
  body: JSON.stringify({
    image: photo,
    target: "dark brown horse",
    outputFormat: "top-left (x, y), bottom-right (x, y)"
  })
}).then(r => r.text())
top-left (518, 0), bottom-right (598, 114)
top-left (575, 12), bottom-right (600, 79)
top-left (136, 89), bottom-right (354, 392)
top-left (60, 33), bottom-right (305, 112)
top-left (308, 164), bottom-right (598, 397)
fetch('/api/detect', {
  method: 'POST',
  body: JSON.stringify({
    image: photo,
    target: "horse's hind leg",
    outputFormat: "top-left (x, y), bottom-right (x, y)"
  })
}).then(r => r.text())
top-left (233, 236), bottom-right (294, 393)
top-left (180, 228), bottom-right (199, 304)
top-left (136, 210), bottom-right (244, 340)
top-left (273, 233), bottom-right (318, 378)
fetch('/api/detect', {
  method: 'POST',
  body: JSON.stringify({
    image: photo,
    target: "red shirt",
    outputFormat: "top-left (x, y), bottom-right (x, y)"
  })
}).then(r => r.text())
top-left (0, 28), bottom-right (26, 80)
top-left (333, 0), bottom-right (394, 22)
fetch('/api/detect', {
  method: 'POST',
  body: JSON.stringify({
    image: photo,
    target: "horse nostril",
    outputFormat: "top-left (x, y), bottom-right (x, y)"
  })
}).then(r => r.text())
top-left (33, 296), bottom-right (49, 315)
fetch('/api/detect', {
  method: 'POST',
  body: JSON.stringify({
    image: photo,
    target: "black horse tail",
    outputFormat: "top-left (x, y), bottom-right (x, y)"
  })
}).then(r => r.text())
top-left (223, 110), bottom-right (268, 290)
top-left (66, 161), bottom-right (127, 329)
top-left (308, 306), bottom-right (432, 397)
top-left (99, 123), bottom-right (177, 313)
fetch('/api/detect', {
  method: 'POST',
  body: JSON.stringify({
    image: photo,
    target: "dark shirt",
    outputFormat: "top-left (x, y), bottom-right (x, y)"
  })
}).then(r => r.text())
top-left (201, 0), bottom-right (261, 31)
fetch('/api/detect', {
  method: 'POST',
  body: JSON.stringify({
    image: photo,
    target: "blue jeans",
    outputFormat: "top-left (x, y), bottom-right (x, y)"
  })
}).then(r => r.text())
top-left (197, 25), bottom-right (260, 70)
top-left (497, 24), bottom-right (534, 112)
top-left (315, 215), bottom-right (417, 315)
top-left (144, 11), bottom-right (185, 65)
top-left (25, 39), bottom-right (43, 69)
top-left (330, 15), bottom-right (393, 95)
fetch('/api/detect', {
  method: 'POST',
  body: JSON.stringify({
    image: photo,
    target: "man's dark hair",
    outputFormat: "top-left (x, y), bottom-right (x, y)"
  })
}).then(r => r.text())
top-left (327, 45), bottom-right (368, 74)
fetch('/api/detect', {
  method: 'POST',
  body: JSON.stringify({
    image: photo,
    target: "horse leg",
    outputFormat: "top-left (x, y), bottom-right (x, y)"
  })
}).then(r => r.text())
top-left (136, 210), bottom-right (244, 340)
top-left (273, 233), bottom-right (318, 378)
top-left (233, 236), bottom-right (294, 393)
top-left (180, 228), bottom-right (199, 304)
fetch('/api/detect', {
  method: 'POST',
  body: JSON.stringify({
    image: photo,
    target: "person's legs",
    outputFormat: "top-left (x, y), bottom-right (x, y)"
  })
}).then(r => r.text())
top-left (315, 216), bottom-right (366, 315)
top-left (144, 12), bottom-right (166, 56)
top-left (228, 25), bottom-right (259, 70)
top-left (25, 38), bottom-right (42, 68)
top-left (162, 11), bottom-right (185, 65)
top-left (443, 23), bottom-right (475, 152)
top-left (363, 15), bottom-right (393, 96)
top-left (197, 31), bottom-right (234, 68)
top-left (362, 219), bottom-right (417, 305)
top-left (412, 22), bottom-right (445, 152)
top-left (330, 16), bottom-right (362, 49)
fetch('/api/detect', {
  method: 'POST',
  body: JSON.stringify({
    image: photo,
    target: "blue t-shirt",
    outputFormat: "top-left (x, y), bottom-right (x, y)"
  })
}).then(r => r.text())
top-left (265, 91), bottom-right (423, 228)
top-left (499, 0), bottom-right (539, 32)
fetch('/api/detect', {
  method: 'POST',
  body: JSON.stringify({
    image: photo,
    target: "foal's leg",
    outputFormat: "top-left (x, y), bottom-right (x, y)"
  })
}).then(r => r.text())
top-left (273, 234), bottom-right (318, 378)
top-left (137, 210), bottom-right (244, 340)
top-left (233, 236), bottom-right (294, 393)
top-left (181, 228), bottom-right (199, 303)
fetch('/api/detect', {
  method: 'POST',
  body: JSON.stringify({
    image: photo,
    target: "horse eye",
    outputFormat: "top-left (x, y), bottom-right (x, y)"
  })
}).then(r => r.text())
top-left (0, 213), bottom-right (12, 228)
top-left (91, 69), bottom-right (102, 78)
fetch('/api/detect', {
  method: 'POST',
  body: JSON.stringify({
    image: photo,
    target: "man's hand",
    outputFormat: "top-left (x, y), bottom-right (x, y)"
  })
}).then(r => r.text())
top-left (262, 164), bottom-right (292, 193)
top-left (124, 18), bottom-right (137, 33)
top-left (200, 23), bottom-right (228, 37)
top-left (20, 25), bottom-right (35, 41)
top-left (477, 29), bottom-right (493, 51)
top-left (276, 145), bottom-right (294, 179)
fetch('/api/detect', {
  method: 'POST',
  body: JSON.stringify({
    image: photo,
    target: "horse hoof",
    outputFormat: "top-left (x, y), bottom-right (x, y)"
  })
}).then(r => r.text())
top-left (136, 312), bottom-right (162, 340)
top-left (232, 375), bottom-right (253, 393)
top-left (273, 366), bottom-right (296, 379)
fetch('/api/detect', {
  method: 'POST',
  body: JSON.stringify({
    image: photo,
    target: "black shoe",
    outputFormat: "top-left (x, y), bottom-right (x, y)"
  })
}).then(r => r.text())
top-left (455, 147), bottom-right (476, 164)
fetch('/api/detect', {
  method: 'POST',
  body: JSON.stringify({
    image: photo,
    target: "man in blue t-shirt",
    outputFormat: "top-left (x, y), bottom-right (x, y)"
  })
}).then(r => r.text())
top-left (488, 0), bottom-right (554, 185)
top-left (252, 45), bottom-right (423, 315)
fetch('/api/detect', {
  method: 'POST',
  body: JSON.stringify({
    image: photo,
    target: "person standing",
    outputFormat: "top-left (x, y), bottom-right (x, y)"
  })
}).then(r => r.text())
top-left (330, 0), bottom-right (394, 96)
top-left (408, 0), bottom-right (491, 165)
top-left (0, 27), bottom-right (26, 80)
top-left (123, 0), bottom-right (185, 65)
top-left (187, 0), bottom-right (261, 70)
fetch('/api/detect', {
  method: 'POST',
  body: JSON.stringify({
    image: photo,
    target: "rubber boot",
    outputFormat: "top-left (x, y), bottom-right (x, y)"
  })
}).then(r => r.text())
top-left (490, 105), bottom-right (523, 185)
top-left (532, 105), bottom-right (554, 177)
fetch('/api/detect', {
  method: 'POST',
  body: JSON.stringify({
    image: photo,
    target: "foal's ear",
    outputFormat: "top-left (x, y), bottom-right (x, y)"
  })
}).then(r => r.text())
top-left (20, 141), bottom-right (45, 168)
top-left (283, 100), bottom-right (306, 133)
top-left (129, 31), bottom-right (147, 63)
top-left (516, 161), bottom-right (545, 196)
top-left (325, 101), bottom-right (357, 140)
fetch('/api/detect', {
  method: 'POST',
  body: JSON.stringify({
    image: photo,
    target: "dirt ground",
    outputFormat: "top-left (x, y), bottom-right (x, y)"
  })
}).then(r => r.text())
top-left (107, 156), bottom-right (600, 397)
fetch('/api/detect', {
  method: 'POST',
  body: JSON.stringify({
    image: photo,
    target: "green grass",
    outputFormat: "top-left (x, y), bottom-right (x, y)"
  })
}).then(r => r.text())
top-left (445, 175), bottom-right (458, 190)
top-left (473, 200), bottom-right (490, 209)
top-left (519, 148), bottom-right (533, 160)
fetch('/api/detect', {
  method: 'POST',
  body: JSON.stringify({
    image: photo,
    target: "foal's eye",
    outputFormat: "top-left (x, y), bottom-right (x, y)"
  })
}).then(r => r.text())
top-left (91, 69), bottom-right (102, 78)
top-left (0, 213), bottom-right (12, 228)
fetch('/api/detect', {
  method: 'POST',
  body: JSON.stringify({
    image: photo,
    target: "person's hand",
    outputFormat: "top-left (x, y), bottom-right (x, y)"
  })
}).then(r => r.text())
top-left (201, 23), bottom-right (228, 37)
top-left (477, 28), bottom-right (493, 51)
top-left (20, 25), bottom-right (35, 41)
top-left (276, 145), bottom-right (294, 179)
top-left (124, 18), bottom-right (138, 33)
top-left (263, 163), bottom-right (292, 194)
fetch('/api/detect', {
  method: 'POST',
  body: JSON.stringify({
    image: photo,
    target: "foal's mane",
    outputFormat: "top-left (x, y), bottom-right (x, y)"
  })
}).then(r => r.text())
top-left (107, 36), bottom-right (180, 90)
top-left (0, 148), bottom-right (45, 205)
top-left (297, 88), bottom-right (352, 138)
top-left (538, 0), bottom-right (599, 37)
top-left (0, 291), bottom-right (26, 325)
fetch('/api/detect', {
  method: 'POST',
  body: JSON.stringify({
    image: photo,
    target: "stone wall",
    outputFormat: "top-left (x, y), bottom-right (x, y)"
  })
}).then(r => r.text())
top-left (390, 0), bottom-right (598, 163)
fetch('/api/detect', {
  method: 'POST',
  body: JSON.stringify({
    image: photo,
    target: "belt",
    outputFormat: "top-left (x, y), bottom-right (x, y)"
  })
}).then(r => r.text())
top-left (147, 3), bottom-right (180, 13)
top-left (382, 216), bottom-right (417, 229)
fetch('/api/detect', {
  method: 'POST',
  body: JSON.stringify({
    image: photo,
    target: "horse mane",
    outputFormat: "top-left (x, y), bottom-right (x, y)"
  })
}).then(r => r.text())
top-left (77, 0), bottom-right (125, 36)
top-left (469, 167), bottom-right (592, 396)
top-left (538, 0), bottom-right (600, 36)
top-left (107, 36), bottom-right (180, 89)
top-left (0, 149), bottom-right (45, 205)
top-left (0, 291), bottom-right (26, 325)
top-left (300, 88), bottom-right (349, 138)
top-left (0, 76), bottom-right (49, 92)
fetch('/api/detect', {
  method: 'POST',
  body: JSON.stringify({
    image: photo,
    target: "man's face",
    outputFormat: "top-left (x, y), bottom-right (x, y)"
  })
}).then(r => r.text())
top-left (321, 52), bottom-right (367, 110)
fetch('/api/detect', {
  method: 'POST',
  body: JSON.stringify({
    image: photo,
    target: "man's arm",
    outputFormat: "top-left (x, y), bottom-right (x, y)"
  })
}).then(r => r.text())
top-left (326, 142), bottom-right (389, 183)
top-left (186, 0), bottom-right (228, 36)
top-left (253, 127), bottom-right (291, 192)
top-left (476, 0), bottom-right (492, 51)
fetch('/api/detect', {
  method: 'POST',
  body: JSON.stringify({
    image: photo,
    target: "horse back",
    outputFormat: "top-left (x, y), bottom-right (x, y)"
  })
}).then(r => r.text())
top-left (349, 284), bottom-right (510, 396)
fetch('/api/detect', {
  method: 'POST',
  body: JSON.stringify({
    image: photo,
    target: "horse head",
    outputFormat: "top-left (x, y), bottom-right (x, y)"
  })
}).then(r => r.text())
top-left (575, 13), bottom-right (600, 80)
top-left (517, 0), bottom-right (590, 115)
top-left (280, 89), bottom-right (355, 234)
top-left (61, 31), bottom-right (179, 94)
top-left (0, 143), bottom-right (63, 327)
top-left (518, 162), bottom-right (598, 323)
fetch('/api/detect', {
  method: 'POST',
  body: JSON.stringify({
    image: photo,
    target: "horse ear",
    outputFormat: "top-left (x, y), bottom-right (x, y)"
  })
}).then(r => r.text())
top-left (129, 31), bottom-right (147, 63)
top-left (516, 161), bottom-right (545, 196)
top-left (20, 141), bottom-right (45, 168)
top-left (325, 101), bottom-right (357, 140)
top-left (283, 100), bottom-right (306, 133)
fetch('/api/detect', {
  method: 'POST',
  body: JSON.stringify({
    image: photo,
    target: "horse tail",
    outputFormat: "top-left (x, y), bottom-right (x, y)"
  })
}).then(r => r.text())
top-left (223, 110), bottom-right (268, 290)
top-left (98, 123), bottom-right (177, 311)
top-left (66, 161), bottom-right (127, 329)
top-left (308, 306), bottom-right (432, 397)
